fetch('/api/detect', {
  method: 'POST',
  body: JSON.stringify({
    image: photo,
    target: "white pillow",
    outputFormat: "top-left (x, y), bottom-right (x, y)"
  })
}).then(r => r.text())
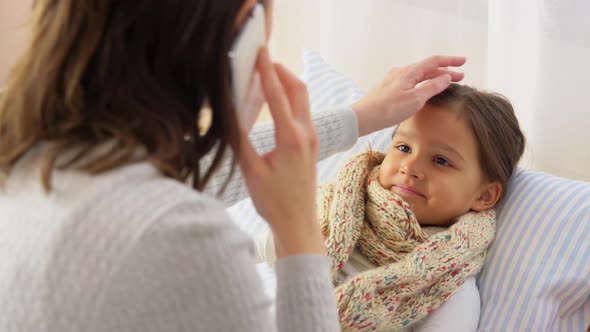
top-left (298, 49), bottom-right (590, 332)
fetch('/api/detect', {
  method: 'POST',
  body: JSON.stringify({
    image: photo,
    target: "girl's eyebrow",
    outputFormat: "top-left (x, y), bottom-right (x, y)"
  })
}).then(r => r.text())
top-left (437, 144), bottom-right (466, 162)
top-left (394, 129), bottom-right (412, 139)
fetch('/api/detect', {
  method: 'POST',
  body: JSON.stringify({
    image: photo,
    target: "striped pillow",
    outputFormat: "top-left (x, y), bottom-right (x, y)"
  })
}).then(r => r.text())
top-left (478, 169), bottom-right (590, 331)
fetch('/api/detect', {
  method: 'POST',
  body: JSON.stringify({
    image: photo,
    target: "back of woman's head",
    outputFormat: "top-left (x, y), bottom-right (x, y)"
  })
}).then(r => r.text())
top-left (0, 0), bottom-right (247, 190)
top-left (426, 83), bottom-right (526, 201)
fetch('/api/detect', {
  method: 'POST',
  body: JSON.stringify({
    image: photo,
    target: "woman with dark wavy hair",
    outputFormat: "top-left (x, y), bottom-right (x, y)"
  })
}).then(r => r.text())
top-left (0, 0), bottom-right (465, 330)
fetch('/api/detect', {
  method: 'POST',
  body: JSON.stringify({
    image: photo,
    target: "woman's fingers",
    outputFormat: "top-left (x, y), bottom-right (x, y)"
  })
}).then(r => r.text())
top-left (273, 63), bottom-right (318, 156)
top-left (256, 47), bottom-right (295, 133)
top-left (237, 126), bottom-right (264, 178)
top-left (408, 55), bottom-right (466, 83)
top-left (414, 55), bottom-right (467, 73)
top-left (273, 63), bottom-right (312, 124)
top-left (421, 68), bottom-right (465, 82)
top-left (412, 74), bottom-right (452, 104)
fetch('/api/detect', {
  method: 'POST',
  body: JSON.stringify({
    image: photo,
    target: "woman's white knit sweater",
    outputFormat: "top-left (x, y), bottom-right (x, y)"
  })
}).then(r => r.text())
top-left (0, 107), bottom-right (358, 332)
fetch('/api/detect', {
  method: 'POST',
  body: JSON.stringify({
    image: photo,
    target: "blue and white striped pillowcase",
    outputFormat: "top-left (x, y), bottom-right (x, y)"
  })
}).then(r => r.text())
top-left (477, 169), bottom-right (590, 331)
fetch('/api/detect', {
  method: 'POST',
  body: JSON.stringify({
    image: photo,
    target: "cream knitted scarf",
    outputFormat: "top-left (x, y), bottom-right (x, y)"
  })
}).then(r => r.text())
top-left (319, 152), bottom-right (496, 331)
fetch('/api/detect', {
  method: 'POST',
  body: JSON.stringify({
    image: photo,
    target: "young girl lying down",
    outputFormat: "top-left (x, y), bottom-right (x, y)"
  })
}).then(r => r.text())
top-left (257, 83), bottom-right (526, 332)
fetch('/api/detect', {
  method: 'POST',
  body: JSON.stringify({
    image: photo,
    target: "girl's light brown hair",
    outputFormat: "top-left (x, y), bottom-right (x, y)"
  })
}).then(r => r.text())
top-left (426, 83), bottom-right (526, 201)
top-left (0, 0), bottom-right (255, 191)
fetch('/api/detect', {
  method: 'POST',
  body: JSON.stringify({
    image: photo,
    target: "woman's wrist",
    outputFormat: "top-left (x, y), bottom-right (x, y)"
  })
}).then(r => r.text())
top-left (351, 100), bottom-right (370, 137)
top-left (352, 97), bottom-right (384, 137)
top-left (272, 223), bottom-right (327, 258)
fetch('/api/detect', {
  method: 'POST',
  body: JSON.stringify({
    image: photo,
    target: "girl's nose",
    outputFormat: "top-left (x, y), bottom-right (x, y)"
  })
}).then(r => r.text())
top-left (400, 155), bottom-right (424, 180)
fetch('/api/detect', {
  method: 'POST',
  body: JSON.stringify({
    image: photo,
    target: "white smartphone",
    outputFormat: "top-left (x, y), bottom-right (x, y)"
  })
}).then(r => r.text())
top-left (228, 4), bottom-right (267, 130)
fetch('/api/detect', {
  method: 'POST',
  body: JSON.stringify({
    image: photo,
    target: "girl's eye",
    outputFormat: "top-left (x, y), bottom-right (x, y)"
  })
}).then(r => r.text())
top-left (396, 144), bottom-right (410, 153)
top-left (434, 156), bottom-right (450, 166)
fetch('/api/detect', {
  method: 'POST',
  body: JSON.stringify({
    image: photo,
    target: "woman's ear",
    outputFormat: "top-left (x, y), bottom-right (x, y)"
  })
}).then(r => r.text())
top-left (471, 181), bottom-right (502, 211)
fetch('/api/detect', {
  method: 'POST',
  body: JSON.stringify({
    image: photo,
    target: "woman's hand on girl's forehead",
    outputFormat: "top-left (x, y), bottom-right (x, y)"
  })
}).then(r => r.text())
top-left (352, 55), bottom-right (466, 137)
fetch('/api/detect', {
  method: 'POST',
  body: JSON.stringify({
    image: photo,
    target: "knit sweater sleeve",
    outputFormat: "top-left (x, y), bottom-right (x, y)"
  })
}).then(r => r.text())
top-left (204, 106), bottom-right (359, 206)
top-left (93, 196), bottom-right (341, 332)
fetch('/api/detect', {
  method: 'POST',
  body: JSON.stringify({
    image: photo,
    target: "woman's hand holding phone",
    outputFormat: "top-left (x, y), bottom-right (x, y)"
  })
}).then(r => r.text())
top-left (238, 47), bottom-right (326, 259)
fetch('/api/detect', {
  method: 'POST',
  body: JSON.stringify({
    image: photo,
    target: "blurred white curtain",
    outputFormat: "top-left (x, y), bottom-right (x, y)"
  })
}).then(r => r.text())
top-left (487, 0), bottom-right (590, 181)
top-left (270, 0), bottom-right (590, 181)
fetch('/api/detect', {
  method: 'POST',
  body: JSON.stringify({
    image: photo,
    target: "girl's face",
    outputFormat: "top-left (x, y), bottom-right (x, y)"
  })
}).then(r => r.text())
top-left (378, 105), bottom-right (501, 226)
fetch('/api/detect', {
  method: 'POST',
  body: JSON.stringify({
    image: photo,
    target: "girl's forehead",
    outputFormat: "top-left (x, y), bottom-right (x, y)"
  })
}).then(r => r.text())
top-left (395, 108), bottom-right (480, 157)
top-left (398, 106), bottom-right (471, 134)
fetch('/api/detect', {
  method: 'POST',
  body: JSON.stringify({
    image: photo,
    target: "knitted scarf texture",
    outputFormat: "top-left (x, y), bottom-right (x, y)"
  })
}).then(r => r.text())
top-left (319, 152), bottom-right (496, 331)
